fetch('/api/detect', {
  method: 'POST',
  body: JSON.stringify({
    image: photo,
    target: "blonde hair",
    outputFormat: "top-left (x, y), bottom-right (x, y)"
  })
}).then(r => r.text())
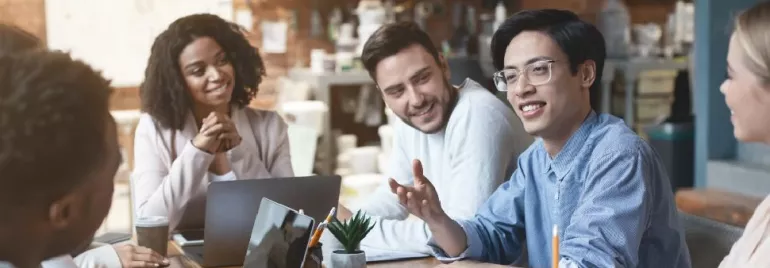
top-left (734, 1), bottom-right (770, 84)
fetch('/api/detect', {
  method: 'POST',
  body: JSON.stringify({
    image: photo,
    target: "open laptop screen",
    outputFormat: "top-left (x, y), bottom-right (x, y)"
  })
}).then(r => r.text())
top-left (243, 197), bottom-right (315, 268)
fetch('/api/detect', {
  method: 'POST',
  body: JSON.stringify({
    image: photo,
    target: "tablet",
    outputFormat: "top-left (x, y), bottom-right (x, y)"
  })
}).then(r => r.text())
top-left (243, 197), bottom-right (315, 268)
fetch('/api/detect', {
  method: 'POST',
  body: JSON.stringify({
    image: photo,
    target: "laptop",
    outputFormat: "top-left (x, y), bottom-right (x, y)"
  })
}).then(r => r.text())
top-left (243, 197), bottom-right (315, 268)
top-left (183, 175), bottom-right (341, 267)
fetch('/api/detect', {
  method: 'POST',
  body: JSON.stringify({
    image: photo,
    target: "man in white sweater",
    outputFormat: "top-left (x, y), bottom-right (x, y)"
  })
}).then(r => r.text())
top-left (333, 22), bottom-right (532, 254)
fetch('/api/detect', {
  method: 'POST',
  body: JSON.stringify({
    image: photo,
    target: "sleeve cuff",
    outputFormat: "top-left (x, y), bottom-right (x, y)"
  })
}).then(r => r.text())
top-left (72, 245), bottom-right (122, 268)
top-left (183, 140), bottom-right (214, 156)
top-left (209, 171), bottom-right (237, 182)
top-left (561, 258), bottom-right (580, 268)
top-left (181, 140), bottom-right (216, 167)
top-left (427, 219), bottom-right (483, 262)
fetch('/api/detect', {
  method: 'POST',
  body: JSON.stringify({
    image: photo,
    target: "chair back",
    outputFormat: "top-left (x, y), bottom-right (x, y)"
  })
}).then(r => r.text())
top-left (679, 210), bottom-right (744, 268)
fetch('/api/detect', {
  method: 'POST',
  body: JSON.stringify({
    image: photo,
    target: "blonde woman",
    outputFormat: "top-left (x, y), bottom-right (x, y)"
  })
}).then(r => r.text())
top-left (720, 2), bottom-right (770, 267)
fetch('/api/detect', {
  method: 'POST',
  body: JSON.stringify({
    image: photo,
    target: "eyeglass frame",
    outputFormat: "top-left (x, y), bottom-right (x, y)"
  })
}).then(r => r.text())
top-left (493, 59), bottom-right (557, 92)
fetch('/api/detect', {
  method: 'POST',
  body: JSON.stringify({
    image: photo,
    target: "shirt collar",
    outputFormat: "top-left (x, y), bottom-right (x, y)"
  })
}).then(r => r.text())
top-left (546, 110), bottom-right (598, 179)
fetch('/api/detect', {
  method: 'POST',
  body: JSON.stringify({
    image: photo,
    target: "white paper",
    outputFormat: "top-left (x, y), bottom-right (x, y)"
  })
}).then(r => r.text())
top-left (261, 21), bottom-right (288, 54)
top-left (235, 9), bottom-right (254, 31)
top-left (362, 246), bottom-right (430, 262)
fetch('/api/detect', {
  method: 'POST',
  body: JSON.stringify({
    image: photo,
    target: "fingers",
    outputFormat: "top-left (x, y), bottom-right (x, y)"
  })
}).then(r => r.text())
top-left (389, 178), bottom-right (410, 206)
top-left (388, 178), bottom-right (400, 194)
top-left (395, 186), bottom-right (408, 205)
top-left (217, 132), bottom-right (241, 143)
top-left (227, 132), bottom-right (242, 147)
top-left (412, 159), bottom-right (428, 185)
top-left (208, 112), bottom-right (232, 124)
top-left (406, 192), bottom-right (422, 217)
top-left (132, 247), bottom-right (166, 263)
top-left (412, 159), bottom-right (424, 177)
top-left (128, 261), bottom-right (159, 268)
top-left (202, 123), bottom-right (226, 136)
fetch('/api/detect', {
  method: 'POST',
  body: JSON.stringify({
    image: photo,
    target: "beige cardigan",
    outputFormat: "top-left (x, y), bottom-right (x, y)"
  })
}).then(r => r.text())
top-left (132, 107), bottom-right (294, 231)
top-left (719, 194), bottom-right (770, 268)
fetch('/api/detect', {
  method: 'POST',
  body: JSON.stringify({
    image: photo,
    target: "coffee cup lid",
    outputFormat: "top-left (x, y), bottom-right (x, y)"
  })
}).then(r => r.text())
top-left (134, 216), bottom-right (169, 228)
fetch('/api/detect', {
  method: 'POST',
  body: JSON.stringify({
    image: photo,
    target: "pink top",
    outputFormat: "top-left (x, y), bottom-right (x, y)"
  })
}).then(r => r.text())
top-left (132, 107), bottom-right (294, 231)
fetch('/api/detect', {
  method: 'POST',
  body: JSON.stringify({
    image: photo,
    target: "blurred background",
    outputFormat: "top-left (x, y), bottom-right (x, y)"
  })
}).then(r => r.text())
top-left (2, 1), bottom-right (766, 262)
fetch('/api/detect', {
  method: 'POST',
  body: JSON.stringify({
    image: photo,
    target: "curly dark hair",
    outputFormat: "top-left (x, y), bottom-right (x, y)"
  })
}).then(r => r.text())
top-left (0, 23), bottom-right (43, 56)
top-left (0, 51), bottom-right (112, 208)
top-left (141, 13), bottom-right (265, 130)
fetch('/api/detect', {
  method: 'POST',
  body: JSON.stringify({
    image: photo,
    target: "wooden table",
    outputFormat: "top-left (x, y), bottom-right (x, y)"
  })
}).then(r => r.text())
top-left (166, 241), bottom-right (510, 268)
top-left (676, 188), bottom-right (763, 227)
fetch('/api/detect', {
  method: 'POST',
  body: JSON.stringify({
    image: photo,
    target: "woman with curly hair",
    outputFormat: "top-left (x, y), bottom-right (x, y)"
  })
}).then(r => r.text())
top-left (132, 14), bottom-right (294, 231)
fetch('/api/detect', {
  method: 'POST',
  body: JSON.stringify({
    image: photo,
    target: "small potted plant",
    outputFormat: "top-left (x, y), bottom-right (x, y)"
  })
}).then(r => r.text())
top-left (325, 210), bottom-right (375, 268)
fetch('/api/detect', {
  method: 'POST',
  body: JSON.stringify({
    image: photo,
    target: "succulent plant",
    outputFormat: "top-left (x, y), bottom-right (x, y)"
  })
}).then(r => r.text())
top-left (326, 210), bottom-right (375, 254)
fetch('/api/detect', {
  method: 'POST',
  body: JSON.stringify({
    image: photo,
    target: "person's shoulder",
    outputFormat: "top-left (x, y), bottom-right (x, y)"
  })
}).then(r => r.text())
top-left (455, 80), bottom-right (511, 114)
top-left (518, 138), bottom-right (544, 161)
top-left (41, 255), bottom-right (78, 268)
top-left (241, 107), bottom-right (288, 130)
top-left (135, 113), bottom-right (161, 135)
top-left (450, 80), bottom-right (514, 125)
top-left (588, 113), bottom-right (652, 160)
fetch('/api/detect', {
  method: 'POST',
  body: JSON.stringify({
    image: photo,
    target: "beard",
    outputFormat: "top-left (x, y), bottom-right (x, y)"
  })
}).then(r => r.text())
top-left (399, 78), bottom-right (458, 134)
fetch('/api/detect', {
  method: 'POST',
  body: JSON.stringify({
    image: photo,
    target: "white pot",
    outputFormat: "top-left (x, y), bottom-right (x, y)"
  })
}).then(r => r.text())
top-left (329, 250), bottom-right (367, 268)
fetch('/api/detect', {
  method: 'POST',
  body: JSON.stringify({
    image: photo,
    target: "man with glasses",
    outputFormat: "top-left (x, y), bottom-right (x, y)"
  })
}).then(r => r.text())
top-left (388, 9), bottom-right (691, 268)
top-left (328, 21), bottom-right (533, 254)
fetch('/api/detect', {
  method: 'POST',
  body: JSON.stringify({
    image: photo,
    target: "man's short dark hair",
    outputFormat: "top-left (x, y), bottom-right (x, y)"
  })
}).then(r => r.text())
top-left (0, 51), bottom-right (113, 209)
top-left (0, 24), bottom-right (42, 56)
top-left (492, 9), bottom-right (606, 107)
top-left (361, 21), bottom-right (441, 79)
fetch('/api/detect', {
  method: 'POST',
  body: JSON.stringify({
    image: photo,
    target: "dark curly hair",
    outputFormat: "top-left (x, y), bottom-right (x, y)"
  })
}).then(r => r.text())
top-left (0, 23), bottom-right (43, 56)
top-left (0, 51), bottom-right (112, 208)
top-left (141, 13), bottom-right (265, 130)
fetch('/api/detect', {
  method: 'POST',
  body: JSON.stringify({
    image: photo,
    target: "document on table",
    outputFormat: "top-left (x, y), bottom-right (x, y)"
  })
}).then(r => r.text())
top-left (362, 246), bottom-right (430, 262)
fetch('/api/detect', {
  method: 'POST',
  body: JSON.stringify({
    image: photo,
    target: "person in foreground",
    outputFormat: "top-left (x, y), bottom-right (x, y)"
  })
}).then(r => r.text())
top-left (0, 51), bottom-right (124, 267)
top-left (331, 21), bottom-right (532, 254)
top-left (390, 9), bottom-right (691, 267)
top-left (0, 24), bottom-right (165, 268)
top-left (719, 2), bottom-right (770, 267)
top-left (133, 14), bottom-right (293, 231)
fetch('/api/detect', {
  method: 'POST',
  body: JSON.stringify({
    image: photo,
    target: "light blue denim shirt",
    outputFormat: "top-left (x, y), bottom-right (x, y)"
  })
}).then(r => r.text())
top-left (429, 111), bottom-right (691, 268)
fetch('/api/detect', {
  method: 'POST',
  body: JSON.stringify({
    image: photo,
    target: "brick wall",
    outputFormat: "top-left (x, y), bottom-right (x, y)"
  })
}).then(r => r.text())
top-left (0, 0), bottom-right (45, 42)
top-left (0, 0), bottom-right (676, 111)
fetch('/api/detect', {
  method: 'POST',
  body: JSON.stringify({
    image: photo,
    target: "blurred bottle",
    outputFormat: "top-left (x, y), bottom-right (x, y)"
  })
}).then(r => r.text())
top-left (597, 0), bottom-right (631, 58)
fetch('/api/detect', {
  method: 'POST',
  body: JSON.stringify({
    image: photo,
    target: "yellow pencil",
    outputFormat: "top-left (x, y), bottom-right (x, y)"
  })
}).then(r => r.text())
top-left (307, 223), bottom-right (326, 248)
top-left (323, 207), bottom-right (336, 224)
top-left (308, 207), bottom-right (336, 248)
top-left (552, 225), bottom-right (559, 268)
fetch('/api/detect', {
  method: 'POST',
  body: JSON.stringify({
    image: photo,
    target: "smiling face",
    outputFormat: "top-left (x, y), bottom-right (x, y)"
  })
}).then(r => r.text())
top-left (504, 31), bottom-right (593, 139)
top-left (374, 44), bottom-right (454, 134)
top-left (178, 36), bottom-right (235, 111)
top-left (721, 34), bottom-right (770, 143)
